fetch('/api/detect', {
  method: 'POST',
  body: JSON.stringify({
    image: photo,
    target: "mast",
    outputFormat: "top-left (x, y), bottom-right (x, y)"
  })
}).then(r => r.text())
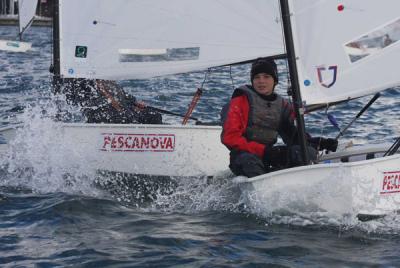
top-left (52, 0), bottom-right (61, 93)
top-left (279, 0), bottom-right (310, 165)
top-left (17, 0), bottom-right (21, 40)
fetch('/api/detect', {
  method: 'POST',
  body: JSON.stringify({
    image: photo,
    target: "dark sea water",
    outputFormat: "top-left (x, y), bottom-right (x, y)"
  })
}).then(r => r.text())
top-left (1, 26), bottom-right (400, 267)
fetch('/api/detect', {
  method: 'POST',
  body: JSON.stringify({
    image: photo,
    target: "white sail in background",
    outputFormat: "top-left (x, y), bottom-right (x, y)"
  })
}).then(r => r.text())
top-left (18, 0), bottom-right (38, 37)
top-left (289, 0), bottom-right (400, 105)
top-left (58, 0), bottom-right (284, 80)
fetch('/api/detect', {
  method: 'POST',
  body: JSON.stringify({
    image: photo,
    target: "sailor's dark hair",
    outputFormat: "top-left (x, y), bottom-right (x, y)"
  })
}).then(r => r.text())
top-left (250, 57), bottom-right (278, 84)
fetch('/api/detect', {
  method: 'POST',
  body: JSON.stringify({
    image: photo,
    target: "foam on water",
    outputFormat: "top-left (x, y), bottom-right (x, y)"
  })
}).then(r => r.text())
top-left (150, 172), bottom-right (242, 213)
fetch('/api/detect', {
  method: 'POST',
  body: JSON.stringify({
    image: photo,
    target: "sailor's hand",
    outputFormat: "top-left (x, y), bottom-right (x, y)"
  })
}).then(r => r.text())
top-left (134, 101), bottom-right (147, 110)
top-left (263, 145), bottom-right (288, 167)
top-left (320, 138), bottom-right (338, 152)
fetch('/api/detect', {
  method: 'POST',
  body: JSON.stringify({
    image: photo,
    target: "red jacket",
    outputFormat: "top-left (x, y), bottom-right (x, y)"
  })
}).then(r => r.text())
top-left (221, 94), bottom-right (296, 158)
top-left (221, 95), bottom-right (265, 158)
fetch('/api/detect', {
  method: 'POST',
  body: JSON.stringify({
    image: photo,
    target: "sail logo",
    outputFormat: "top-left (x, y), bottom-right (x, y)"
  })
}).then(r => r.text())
top-left (75, 46), bottom-right (88, 58)
top-left (317, 65), bottom-right (337, 88)
top-left (380, 171), bottom-right (400, 194)
top-left (101, 133), bottom-right (175, 152)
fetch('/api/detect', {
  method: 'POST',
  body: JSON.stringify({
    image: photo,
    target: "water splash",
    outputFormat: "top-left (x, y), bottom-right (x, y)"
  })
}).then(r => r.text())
top-left (152, 177), bottom-right (241, 212)
top-left (0, 90), bottom-right (102, 197)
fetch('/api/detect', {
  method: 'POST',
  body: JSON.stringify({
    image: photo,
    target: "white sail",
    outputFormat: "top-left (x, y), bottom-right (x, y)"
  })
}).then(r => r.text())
top-left (18, 0), bottom-right (38, 36)
top-left (58, 0), bottom-right (284, 80)
top-left (289, 0), bottom-right (400, 105)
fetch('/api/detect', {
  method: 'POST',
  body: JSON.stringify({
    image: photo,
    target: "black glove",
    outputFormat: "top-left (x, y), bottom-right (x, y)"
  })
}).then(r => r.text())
top-left (320, 138), bottom-right (338, 152)
top-left (308, 137), bottom-right (338, 152)
top-left (263, 145), bottom-right (288, 169)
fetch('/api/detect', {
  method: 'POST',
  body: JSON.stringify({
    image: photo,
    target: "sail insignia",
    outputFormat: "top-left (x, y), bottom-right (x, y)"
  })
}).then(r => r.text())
top-left (316, 65), bottom-right (338, 88)
top-left (75, 46), bottom-right (88, 58)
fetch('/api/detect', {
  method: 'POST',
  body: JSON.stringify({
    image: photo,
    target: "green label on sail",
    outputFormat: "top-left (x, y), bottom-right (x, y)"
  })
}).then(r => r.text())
top-left (6, 41), bottom-right (20, 48)
top-left (75, 46), bottom-right (87, 58)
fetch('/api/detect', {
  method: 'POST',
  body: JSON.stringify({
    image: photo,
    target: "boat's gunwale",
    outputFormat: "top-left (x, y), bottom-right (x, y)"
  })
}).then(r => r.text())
top-left (60, 122), bottom-right (223, 131)
top-left (235, 153), bottom-right (400, 184)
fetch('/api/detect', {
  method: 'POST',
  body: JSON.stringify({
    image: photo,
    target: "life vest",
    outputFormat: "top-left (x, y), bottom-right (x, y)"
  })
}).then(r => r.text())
top-left (233, 85), bottom-right (284, 145)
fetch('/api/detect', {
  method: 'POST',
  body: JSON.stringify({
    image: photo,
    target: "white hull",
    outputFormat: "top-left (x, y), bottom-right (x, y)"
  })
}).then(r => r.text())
top-left (0, 123), bottom-right (229, 177)
top-left (235, 152), bottom-right (400, 216)
top-left (0, 39), bottom-right (32, 52)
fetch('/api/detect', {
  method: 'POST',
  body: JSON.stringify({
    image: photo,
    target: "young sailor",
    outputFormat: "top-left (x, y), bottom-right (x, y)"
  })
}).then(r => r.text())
top-left (59, 78), bottom-right (162, 124)
top-left (221, 58), bottom-right (337, 178)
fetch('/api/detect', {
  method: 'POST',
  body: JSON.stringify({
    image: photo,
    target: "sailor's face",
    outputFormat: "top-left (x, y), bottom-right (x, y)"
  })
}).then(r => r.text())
top-left (253, 73), bottom-right (275, 96)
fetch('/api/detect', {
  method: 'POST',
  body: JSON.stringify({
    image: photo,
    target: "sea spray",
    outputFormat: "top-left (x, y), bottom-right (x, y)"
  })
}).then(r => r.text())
top-left (0, 91), bottom-right (102, 197)
top-left (237, 166), bottom-right (361, 227)
top-left (148, 171), bottom-right (244, 213)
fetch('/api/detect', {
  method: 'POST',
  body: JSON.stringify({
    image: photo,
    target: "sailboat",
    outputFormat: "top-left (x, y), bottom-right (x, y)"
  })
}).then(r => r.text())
top-left (234, 0), bottom-right (400, 218)
top-left (0, 0), bottom-right (38, 52)
top-left (1, 1), bottom-right (399, 216)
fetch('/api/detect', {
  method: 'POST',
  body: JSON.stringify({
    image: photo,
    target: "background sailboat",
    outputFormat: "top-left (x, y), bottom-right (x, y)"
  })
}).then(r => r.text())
top-left (0, 0), bottom-right (38, 52)
top-left (48, 0), bottom-right (286, 177)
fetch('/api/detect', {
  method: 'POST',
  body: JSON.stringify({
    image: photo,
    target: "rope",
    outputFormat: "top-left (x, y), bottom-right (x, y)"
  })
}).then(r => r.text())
top-left (182, 88), bottom-right (203, 125)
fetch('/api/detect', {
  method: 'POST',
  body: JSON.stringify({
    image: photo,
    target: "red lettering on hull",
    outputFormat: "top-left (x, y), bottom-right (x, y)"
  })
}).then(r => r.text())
top-left (101, 133), bottom-right (175, 152)
top-left (380, 171), bottom-right (400, 194)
